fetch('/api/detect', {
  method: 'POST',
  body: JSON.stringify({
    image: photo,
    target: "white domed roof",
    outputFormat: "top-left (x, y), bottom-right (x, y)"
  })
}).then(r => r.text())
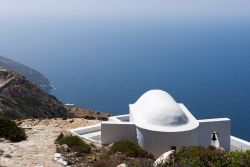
top-left (130, 90), bottom-right (189, 131)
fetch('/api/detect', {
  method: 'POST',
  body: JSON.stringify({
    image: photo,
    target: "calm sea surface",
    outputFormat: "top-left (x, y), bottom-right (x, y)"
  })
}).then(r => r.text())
top-left (0, 18), bottom-right (250, 140)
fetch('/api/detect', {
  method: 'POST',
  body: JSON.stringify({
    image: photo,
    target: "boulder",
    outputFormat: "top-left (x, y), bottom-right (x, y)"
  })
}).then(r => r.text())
top-left (53, 157), bottom-right (59, 161)
top-left (21, 125), bottom-right (33, 129)
top-left (60, 160), bottom-right (68, 166)
top-left (153, 150), bottom-right (175, 167)
top-left (54, 153), bottom-right (61, 159)
top-left (57, 159), bottom-right (63, 163)
top-left (116, 163), bottom-right (128, 167)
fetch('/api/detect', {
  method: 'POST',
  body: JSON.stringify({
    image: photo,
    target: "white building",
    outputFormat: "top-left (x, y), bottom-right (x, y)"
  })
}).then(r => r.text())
top-left (71, 89), bottom-right (250, 157)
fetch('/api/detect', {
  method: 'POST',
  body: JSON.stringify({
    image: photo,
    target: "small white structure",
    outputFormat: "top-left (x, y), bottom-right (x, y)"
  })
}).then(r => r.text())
top-left (71, 90), bottom-right (249, 157)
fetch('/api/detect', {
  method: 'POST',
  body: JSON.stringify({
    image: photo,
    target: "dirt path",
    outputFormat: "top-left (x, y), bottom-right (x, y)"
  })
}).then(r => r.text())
top-left (0, 119), bottom-right (99, 167)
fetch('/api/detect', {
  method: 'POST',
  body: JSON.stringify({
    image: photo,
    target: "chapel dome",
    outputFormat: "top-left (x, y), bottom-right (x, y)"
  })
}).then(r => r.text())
top-left (129, 90), bottom-right (189, 128)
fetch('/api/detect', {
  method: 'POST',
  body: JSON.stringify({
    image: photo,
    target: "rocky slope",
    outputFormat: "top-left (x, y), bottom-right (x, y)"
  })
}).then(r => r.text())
top-left (0, 55), bottom-right (52, 92)
top-left (65, 105), bottom-right (110, 121)
top-left (0, 68), bottom-right (69, 119)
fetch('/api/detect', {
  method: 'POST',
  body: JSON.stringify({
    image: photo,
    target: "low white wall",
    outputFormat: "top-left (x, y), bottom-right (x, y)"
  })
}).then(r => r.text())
top-left (114, 114), bottom-right (130, 121)
top-left (70, 124), bottom-right (101, 135)
top-left (108, 117), bottom-right (121, 122)
top-left (231, 136), bottom-right (250, 151)
top-left (137, 127), bottom-right (199, 157)
top-left (198, 118), bottom-right (231, 151)
top-left (101, 122), bottom-right (137, 144)
top-left (108, 114), bottom-right (130, 122)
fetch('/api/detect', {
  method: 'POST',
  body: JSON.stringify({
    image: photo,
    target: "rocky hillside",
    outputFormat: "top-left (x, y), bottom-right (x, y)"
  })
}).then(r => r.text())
top-left (65, 105), bottom-right (110, 121)
top-left (0, 68), bottom-right (68, 119)
top-left (0, 55), bottom-right (52, 92)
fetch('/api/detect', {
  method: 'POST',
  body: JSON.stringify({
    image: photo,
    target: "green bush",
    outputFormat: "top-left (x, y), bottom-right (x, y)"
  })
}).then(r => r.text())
top-left (164, 146), bottom-right (250, 167)
top-left (109, 140), bottom-right (154, 159)
top-left (172, 146), bottom-right (230, 167)
top-left (84, 115), bottom-right (96, 120)
top-left (227, 150), bottom-right (250, 166)
top-left (22, 96), bottom-right (41, 107)
top-left (0, 117), bottom-right (27, 142)
top-left (57, 136), bottom-right (91, 154)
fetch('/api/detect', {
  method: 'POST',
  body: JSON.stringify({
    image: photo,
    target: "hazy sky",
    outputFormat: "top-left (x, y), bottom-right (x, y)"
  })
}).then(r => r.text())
top-left (0, 0), bottom-right (250, 19)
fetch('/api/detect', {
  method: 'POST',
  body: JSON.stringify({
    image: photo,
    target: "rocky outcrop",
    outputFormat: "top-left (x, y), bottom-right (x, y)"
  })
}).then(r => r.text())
top-left (0, 69), bottom-right (69, 119)
top-left (153, 150), bottom-right (175, 167)
top-left (65, 105), bottom-right (111, 121)
top-left (0, 55), bottom-right (52, 92)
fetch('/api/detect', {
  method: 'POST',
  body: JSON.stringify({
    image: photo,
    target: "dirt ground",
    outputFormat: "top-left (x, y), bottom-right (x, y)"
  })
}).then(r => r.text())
top-left (0, 118), bottom-right (99, 167)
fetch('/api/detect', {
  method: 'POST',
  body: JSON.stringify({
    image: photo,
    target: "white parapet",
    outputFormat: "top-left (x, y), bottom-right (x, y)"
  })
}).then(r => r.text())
top-left (70, 123), bottom-right (101, 135)
top-left (70, 124), bottom-right (101, 143)
top-left (231, 136), bottom-right (250, 151)
top-left (108, 114), bottom-right (130, 122)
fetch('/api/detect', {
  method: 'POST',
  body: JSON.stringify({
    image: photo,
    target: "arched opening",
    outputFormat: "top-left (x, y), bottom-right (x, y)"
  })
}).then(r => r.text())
top-left (211, 132), bottom-right (220, 147)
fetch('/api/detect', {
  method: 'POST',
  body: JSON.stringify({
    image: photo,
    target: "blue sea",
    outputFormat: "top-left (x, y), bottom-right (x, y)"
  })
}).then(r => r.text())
top-left (0, 17), bottom-right (250, 141)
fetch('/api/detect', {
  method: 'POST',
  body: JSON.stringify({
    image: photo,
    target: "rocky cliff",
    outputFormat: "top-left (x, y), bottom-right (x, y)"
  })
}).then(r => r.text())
top-left (0, 55), bottom-right (52, 92)
top-left (0, 68), bottom-right (69, 119)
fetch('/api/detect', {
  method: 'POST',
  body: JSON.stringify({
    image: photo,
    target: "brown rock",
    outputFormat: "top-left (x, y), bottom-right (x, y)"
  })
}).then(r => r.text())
top-left (0, 69), bottom-right (69, 119)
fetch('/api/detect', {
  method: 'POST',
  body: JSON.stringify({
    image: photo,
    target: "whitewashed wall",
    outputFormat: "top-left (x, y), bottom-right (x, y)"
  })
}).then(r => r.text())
top-left (231, 136), bottom-right (250, 151)
top-left (198, 118), bottom-right (231, 151)
top-left (71, 124), bottom-right (101, 135)
top-left (101, 122), bottom-right (137, 144)
top-left (108, 114), bottom-right (130, 122)
top-left (136, 127), bottom-right (199, 157)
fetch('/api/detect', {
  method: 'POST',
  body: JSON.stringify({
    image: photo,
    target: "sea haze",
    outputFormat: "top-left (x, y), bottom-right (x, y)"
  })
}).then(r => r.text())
top-left (0, 18), bottom-right (250, 140)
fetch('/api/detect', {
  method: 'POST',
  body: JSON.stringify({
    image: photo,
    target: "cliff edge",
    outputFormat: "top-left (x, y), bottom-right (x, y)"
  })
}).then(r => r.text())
top-left (0, 68), bottom-right (68, 119)
top-left (0, 55), bottom-right (52, 92)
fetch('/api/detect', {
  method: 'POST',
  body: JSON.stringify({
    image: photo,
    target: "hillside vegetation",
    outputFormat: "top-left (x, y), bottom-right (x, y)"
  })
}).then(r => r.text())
top-left (0, 117), bottom-right (26, 142)
top-left (55, 137), bottom-right (250, 167)
top-left (0, 69), bottom-right (69, 119)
